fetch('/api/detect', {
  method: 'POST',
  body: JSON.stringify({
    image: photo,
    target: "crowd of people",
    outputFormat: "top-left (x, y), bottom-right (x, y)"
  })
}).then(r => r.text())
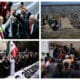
top-left (41, 43), bottom-right (80, 78)
top-left (0, 2), bottom-right (39, 39)
top-left (0, 50), bottom-right (39, 78)
top-left (0, 2), bottom-right (12, 23)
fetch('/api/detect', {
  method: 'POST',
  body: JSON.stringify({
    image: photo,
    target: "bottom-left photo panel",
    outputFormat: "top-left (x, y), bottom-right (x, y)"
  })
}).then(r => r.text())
top-left (0, 41), bottom-right (39, 79)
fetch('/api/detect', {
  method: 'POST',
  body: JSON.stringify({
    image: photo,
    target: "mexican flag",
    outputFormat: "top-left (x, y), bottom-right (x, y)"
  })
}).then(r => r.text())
top-left (5, 41), bottom-right (19, 58)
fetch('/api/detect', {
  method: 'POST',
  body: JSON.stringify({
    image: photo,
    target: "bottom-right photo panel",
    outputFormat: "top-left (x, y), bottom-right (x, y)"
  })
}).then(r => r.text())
top-left (41, 41), bottom-right (80, 78)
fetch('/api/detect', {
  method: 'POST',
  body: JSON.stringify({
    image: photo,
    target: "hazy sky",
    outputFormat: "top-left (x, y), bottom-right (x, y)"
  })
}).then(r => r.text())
top-left (41, 2), bottom-right (80, 5)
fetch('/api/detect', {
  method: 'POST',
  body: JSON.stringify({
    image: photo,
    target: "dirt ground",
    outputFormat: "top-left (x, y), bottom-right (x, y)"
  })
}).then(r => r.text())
top-left (41, 17), bottom-right (80, 39)
top-left (61, 17), bottom-right (74, 29)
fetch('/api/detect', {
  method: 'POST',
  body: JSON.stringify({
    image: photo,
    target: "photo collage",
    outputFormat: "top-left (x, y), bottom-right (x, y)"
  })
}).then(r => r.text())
top-left (0, 0), bottom-right (80, 79)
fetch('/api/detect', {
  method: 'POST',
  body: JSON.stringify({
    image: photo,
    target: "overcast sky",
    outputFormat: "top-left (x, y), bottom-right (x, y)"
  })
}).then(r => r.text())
top-left (41, 2), bottom-right (80, 5)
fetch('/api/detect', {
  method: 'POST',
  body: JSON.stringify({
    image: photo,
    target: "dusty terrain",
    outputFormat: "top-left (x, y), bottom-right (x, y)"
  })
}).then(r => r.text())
top-left (41, 17), bottom-right (80, 39)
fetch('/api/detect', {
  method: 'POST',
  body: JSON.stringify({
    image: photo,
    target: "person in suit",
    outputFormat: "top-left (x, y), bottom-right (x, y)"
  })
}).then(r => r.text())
top-left (45, 53), bottom-right (51, 63)
top-left (26, 15), bottom-right (39, 39)
top-left (69, 43), bottom-right (75, 54)
top-left (2, 56), bottom-right (10, 77)
top-left (69, 43), bottom-right (79, 58)
top-left (14, 4), bottom-right (31, 38)
top-left (53, 45), bottom-right (60, 59)
top-left (17, 13), bottom-right (29, 39)
top-left (19, 2), bottom-right (31, 21)
top-left (0, 57), bottom-right (5, 78)
top-left (12, 14), bottom-right (24, 39)
top-left (11, 8), bottom-right (27, 39)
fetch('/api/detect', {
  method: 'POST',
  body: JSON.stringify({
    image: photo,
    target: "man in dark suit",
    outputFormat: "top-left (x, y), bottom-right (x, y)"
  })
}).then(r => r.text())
top-left (26, 15), bottom-right (39, 39)
top-left (69, 43), bottom-right (79, 58)
top-left (53, 45), bottom-right (60, 59)
top-left (20, 2), bottom-right (31, 21)
top-left (2, 57), bottom-right (10, 77)
top-left (12, 15), bottom-right (23, 39)
top-left (0, 57), bottom-right (5, 78)
top-left (45, 53), bottom-right (51, 63)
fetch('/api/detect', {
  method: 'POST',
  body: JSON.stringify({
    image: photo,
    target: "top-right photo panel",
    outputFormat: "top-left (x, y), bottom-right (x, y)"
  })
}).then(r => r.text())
top-left (41, 2), bottom-right (80, 39)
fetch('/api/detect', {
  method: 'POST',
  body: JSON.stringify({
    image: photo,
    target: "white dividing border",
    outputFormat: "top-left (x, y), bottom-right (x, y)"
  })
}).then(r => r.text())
top-left (40, 1), bottom-right (80, 80)
top-left (0, 0), bottom-right (80, 80)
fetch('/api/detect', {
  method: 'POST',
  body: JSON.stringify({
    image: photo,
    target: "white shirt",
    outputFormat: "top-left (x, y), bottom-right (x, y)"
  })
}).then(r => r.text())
top-left (0, 15), bottom-right (12, 39)
top-left (30, 24), bottom-right (34, 35)
top-left (3, 15), bottom-right (13, 31)
top-left (46, 61), bottom-right (50, 67)
top-left (63, 59), bottom-right (71, 69)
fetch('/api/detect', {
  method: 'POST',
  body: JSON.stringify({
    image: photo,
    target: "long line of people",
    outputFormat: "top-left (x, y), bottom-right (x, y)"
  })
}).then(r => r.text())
top-left (0, 2), bottom-right (39, 39)
top-left (42, 43), bottom-right (80, 78)
top-left (0, 50), bottom-right (39, 78)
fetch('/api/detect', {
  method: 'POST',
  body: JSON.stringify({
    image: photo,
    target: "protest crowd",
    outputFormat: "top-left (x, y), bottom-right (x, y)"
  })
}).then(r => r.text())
top-left (0, 2), bottom-right (39, 39)
top-left (42, 43), bottom-right (80, 78)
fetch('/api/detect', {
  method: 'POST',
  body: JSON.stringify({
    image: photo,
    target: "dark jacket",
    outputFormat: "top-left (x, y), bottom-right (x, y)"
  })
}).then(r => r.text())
top-left (26, 21), bottom-right (39, 39)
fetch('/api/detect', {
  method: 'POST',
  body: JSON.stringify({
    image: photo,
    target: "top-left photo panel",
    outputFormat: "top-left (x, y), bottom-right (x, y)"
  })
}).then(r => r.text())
top-left (0, 2), bottom-right (39, 39)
